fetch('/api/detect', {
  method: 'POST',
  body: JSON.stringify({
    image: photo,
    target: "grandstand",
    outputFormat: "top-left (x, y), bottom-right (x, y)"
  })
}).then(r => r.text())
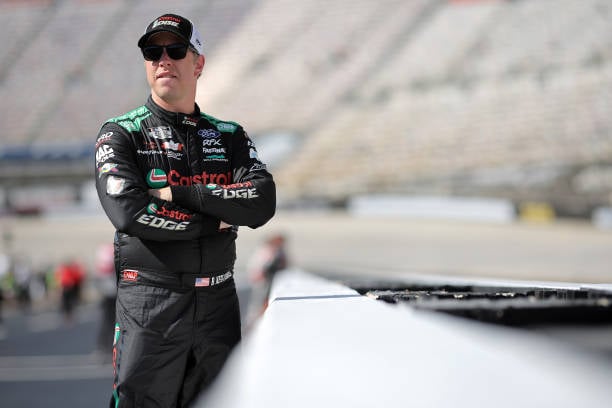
top-left (0, 0), bottom-right (611, 217)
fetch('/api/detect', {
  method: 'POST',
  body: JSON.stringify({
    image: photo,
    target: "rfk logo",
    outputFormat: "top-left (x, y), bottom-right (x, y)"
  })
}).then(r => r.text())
top-left (123, 269), bottom-right (138, 282)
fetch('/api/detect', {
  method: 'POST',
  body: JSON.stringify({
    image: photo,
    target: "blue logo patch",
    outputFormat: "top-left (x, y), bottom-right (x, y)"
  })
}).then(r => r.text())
top-left (198, 129), bottom-right (221, 139)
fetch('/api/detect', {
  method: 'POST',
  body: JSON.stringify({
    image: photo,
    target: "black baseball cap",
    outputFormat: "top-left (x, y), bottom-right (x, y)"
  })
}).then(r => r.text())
top-left (138, 14), bottom-right (204, 55)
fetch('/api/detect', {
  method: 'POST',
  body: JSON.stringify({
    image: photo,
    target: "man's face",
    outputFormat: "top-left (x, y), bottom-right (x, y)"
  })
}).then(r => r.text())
top-left (143, 32), bottom-right (204, 109)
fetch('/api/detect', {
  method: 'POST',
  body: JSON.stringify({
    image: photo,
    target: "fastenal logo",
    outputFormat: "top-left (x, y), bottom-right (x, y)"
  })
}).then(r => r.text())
top-left (147, 169), bottom-right (167, 188)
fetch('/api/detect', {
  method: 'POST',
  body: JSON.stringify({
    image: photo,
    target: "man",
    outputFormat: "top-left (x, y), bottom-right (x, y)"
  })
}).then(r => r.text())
top-left (94, 13), bottom-right (276, 408)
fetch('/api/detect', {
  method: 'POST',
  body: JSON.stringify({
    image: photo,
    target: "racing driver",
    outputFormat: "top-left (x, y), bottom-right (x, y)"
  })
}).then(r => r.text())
top-left (94, 13), bottom-right (276, 408)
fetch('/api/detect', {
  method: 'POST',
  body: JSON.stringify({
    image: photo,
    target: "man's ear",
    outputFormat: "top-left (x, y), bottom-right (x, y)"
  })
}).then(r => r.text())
top-left (195, 54), bottom-right (205, 78)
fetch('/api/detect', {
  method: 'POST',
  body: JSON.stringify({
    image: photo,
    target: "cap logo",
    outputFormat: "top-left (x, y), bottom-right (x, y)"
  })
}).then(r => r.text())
top-left (153, 15), bottom-right (182, 26)
top-left (153, 19), bottom-right (179, 28)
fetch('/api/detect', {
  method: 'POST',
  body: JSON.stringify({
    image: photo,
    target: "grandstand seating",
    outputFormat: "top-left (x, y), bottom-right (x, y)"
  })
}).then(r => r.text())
top-left (0, 0), bottom-right (257, 145)
top-left (460, 0), bottom-right (612, 79)
top-left (0, 0), bottom-right (610, 214)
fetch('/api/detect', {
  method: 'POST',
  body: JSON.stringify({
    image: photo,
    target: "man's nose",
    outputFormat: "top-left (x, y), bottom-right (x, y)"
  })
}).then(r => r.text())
top-left (159, 48), bottom-right (172, 62)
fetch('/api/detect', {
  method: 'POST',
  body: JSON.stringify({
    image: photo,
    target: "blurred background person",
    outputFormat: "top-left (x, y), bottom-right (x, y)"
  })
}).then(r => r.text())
top-left (55, 258), bottom-right (85, 324)
top-left (0, 251), bottom-right (9, 331)
top-left (245, 233), bottom-right (289, 327)
top-left (94, 241), bottom-right (116, 360)
top-left (12, 254), bottom-right (32, 312)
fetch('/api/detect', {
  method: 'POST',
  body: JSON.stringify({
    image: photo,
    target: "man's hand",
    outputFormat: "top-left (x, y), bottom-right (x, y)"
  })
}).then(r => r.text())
top-left (149, 188), bottom-right (231, 230)
top-left (148, 187), bottom-right (172, 201)
top-left (149, 188), bottom-right (230, 230)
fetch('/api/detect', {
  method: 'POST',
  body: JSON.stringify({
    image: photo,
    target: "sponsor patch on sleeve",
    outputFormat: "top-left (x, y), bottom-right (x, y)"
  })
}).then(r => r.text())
top-left (98, 163), bottom-right (119, 177)
top-left (106, 176), bottom-right (126, 196)
top-left (96, 145), bottom-right (115, 165)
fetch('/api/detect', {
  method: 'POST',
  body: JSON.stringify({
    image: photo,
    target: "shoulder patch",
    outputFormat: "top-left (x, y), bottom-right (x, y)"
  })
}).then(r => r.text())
top-left (108, 105), bottom-right (151, 132)
top-left (200, 112), bottom-right (239, 133)
top-left (216, 122), bottom-right (238, 133)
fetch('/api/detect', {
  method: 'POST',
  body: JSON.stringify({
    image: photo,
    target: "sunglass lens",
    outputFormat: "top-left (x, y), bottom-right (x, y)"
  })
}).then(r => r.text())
top-left (142, 46), bottom-right (163, 61)
top-left (166, 44), bottom-right (188, 60)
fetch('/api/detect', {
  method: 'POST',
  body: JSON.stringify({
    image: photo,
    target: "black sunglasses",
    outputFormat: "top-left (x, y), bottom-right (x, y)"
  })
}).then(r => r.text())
top-left (141, 43), bottom-right (192, 61)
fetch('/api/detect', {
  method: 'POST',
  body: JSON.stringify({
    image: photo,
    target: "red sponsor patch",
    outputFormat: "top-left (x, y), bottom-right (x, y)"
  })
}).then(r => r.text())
top-left (123, 269), bottom-right (138, 282)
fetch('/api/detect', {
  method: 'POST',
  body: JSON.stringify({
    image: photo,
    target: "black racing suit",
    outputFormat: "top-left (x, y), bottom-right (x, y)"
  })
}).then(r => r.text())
top-left (95, 96), bottom-right (275, 407)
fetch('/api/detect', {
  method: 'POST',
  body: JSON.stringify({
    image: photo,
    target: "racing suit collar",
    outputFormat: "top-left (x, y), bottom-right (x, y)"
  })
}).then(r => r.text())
top-left (145, 95), bottom-right (201, 127)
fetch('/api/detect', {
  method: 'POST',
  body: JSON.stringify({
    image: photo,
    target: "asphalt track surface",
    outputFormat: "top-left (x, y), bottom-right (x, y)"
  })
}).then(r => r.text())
top-left (0, 302), bottom-right (112, 407)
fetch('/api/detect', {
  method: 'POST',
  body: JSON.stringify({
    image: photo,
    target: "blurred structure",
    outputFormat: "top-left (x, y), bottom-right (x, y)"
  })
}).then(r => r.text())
top-left (0, 0), bottom-right (611, 218)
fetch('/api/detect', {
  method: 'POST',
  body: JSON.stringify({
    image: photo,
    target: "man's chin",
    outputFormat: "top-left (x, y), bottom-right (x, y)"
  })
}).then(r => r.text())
top-left (154, 89), bottom-right (179, 103)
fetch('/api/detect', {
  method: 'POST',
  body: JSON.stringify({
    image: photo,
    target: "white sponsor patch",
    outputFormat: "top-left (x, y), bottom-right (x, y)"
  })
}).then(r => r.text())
top-left (96, 132), bottom-right (113, 147)
top-left (106, 176), bottom-right (125, 195)
top-left (136, 214), bottom-right (189, 230)
top-left (153, 20), bottom-right (179, 28)
top-left (147, 126), bottom-right (172, 140)
top-left (96, 145), bottom-right (115, 165)
top-left (212, 188), bottom-right (259, 199)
